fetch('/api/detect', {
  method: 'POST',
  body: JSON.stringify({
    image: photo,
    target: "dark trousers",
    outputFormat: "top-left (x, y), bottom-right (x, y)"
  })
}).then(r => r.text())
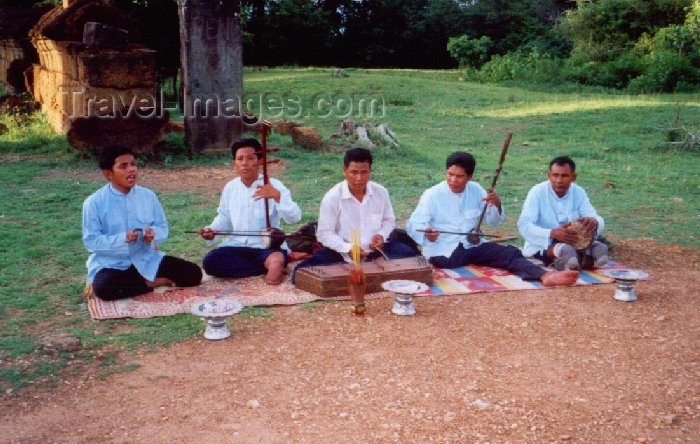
top-left (93, 255), bottom-right (203, 301)
top-left (202, 246), bottom-right (288, 278)
top-left (429, 243), bottom-right (545, 281)
top-left (292, 240), bottom-right (417, 283)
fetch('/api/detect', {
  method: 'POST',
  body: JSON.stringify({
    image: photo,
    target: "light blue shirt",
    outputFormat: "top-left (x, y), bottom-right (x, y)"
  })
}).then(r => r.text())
top-left (407, 181), bottom-right (504, 259)
top-left (518, 181), bottom-right (604, 257)
top-left (82, 184), bottom-right (167, 283)
top-left (208, 175), bottom-right (301, 248)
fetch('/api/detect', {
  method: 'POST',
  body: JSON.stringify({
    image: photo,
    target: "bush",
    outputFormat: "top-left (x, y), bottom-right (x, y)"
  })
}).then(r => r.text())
top-left (563, 51), bottom-right (645, 89)
top-left (627, 50), bottom-right (699, 92)
top-left (447, 35), bottom-right (493, 68)
top-left (476, 49), bottom-right (564, 84)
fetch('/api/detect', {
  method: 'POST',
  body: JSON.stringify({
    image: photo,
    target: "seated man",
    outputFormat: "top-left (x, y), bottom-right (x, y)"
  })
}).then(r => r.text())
top-left (293, 147), bottom-right (416, 281)
top-left (407, 151), bottom-right (578, 286)
top-left (198, 138), bottom-right (301, 285)
top-left (82, 146), bottom-right (202, 300)
top-left (518, 156), bottom-right (608, 270)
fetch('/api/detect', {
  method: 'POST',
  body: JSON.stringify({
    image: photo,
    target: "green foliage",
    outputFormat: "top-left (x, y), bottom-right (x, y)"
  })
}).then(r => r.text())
top-left (555, 0), bottom-right (698, 91)
top-left (561, 0), bottom-right (691, 62)
top-left (447, 35), bottom-right (493, 68)
top-left (476, 48), bottom-right (564, 84)
top-left (473, 0), bottom-right (700, 91)
top-left (627, 50), bottom-right (699, 93)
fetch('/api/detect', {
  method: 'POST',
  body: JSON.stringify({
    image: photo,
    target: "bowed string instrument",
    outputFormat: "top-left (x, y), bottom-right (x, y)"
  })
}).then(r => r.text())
top-left (186, 120), bottom-right (309, 247)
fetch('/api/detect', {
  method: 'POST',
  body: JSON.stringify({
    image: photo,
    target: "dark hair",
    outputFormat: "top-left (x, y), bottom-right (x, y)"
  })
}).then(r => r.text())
top-left (98, 145), bottom-right (134, 170)
top-left (445, 151), bottom-right (476, 175)
top-left (343, 147), bottom-right (372, 168)
top-left (231, 138), bottom-right (263, 159)
top-left (549, 156), bottom-right (576, 172)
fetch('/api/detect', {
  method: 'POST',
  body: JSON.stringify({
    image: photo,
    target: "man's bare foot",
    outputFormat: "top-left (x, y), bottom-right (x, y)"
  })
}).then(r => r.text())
top-left (146, 277), bottom-right (175, 288)
top-left (264, 252), bottom-right (286, 285)
top-left (541, 270), bottom-right (579, 287)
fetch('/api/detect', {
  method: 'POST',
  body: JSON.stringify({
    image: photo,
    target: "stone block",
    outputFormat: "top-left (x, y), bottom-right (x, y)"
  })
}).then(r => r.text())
top-left (67, 111), bottom-right (169, 154)
top-left (77, 48), bottom-right (156, 89)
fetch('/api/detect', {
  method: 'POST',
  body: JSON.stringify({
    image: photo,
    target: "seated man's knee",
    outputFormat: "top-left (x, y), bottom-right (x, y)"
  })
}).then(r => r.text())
top-left (183, 262), bottom-right (203, 286)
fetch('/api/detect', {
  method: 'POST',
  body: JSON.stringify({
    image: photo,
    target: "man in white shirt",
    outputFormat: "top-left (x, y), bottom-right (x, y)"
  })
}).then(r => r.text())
top-left (198, 138), bottom-right (301, 285)
top-left (292, 147), bottom-right (417, 281)
top-left (518, 156), bottom-right (608, 270)
top-left (407, 152), bottom-right (579, 286)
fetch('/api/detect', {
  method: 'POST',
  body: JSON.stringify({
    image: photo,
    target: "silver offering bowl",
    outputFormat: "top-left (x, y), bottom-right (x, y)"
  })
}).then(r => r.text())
top-left (191, 299), bottom-right (243, 340)
top-left (600, 269), bottom-right (650, 302)
top-left (382, 280), bottom-right (429, 316)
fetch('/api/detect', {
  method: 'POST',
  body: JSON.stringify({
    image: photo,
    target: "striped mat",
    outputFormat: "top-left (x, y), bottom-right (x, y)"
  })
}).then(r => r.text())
top-left (87, 262), bottom-right (622, 320)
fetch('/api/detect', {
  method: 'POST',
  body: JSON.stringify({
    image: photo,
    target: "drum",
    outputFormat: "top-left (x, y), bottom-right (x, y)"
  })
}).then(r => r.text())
top-left (567, 219), bottom-right (595, 251)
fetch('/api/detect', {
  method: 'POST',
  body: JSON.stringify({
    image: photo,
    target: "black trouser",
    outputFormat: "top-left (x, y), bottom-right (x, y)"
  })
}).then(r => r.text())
top-left (429, 242), bottom-right (545, 281)
top-left (92, 256), bottom-right (202, 301)
top-left (202, 246), bottom-right (288, 278)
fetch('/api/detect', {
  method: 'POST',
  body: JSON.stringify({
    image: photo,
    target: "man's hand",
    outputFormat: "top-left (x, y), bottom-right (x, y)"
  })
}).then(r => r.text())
top-left (368, 234), bottom-right (385, 252)
top-left (143, 227), bottom-right (155, 244)
top-left (550, 222), bottom-right (578, 245)
top-left (424, 226), bottom-right (439, 242)
top-left (253, 184), bottom-right (281, 203)
top-left (197, 227), bottom-right (216, 241)
top-left (577, 217), bottom-right (598, 233)
top-left (482, 188), bottom-right (502, 213)
top-left (125, 230), bottom-right (139, 243)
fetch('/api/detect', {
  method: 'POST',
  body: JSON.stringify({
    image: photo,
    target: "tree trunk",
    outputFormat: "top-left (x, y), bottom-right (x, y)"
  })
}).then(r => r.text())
top-left (177, 0), bottom-right (242, 153)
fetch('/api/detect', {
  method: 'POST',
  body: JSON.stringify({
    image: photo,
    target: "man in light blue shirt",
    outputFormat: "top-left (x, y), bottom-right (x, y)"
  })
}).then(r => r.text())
top-left (82, 146), bottom-right (202, 300)
top-left (197, 138), bottom-right (301, 285)
top-left (407, 152), bottom-right (578, 286)
top-left (518, 156), bottom-right (608, 270)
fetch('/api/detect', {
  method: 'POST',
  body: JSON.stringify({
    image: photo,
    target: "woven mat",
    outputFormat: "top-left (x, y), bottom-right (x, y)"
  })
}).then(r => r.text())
top-left (86, 261), bottom-right (625, 320)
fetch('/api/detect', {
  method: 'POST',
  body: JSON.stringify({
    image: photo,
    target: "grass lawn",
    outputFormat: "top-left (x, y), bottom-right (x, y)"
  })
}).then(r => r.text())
top-left (1, 67), bottom-right (698, 391)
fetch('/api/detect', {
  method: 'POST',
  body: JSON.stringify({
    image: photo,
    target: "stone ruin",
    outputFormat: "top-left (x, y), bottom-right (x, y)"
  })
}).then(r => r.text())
top-left (0, 6), bottom-right (51, 94)
top-left (26, 0), bottom-right (167, 154)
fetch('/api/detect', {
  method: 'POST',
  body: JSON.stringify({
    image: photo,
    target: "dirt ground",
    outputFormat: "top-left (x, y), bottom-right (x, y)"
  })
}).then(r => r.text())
top-left (0, 238), bottom-right (697, 443)
top-left (2, 162), bottom-right (699, 442)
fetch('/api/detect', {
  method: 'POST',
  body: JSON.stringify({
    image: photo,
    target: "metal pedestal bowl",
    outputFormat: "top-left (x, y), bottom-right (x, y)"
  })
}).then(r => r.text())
top-left (191, 299), bottom-right (243, 340)
top-left (382, 280), bottom-right (429, 316)
top-left (600, 269), bottom-right (650, 302)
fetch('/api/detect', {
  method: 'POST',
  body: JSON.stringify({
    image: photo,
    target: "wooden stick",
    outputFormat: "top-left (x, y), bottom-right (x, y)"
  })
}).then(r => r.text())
top-left (261, 120), bottom-right (273, 229)
top-left (374, 246), bottom-right (389, 260)
top-left (417, 228), bottom-right (503, 238)
top-left (472, 132), bottom-right (512, 233)
top-left (184, 230), bottom-right (309, 238)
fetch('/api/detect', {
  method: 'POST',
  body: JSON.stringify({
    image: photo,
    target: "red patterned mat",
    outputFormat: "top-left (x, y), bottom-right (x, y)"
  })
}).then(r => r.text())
top-left (86, 261), bottom-right (628, 320)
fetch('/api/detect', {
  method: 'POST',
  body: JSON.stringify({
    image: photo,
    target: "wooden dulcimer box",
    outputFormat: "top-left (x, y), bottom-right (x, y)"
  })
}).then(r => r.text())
top-left (295, 256), bottom-right (433, 297)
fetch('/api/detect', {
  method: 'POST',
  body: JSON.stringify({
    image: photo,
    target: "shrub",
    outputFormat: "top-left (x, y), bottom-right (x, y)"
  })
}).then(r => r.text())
top-left (477, 49), bottom-right (564, 84)
top-left (447, 35), bottom-right (493, 68)
top-left (628, 50), bottom-right (699, 92)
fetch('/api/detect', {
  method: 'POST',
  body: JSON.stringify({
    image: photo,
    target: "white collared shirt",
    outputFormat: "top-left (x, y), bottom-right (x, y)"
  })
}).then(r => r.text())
top-left (406, 181), bottom-right (504, 259)
top-left (208, 175), bottom-right (301, 248)
top-left (316, 180), bottom-right (396, 258)
top-left (518, 181), bottom-right (604, 256)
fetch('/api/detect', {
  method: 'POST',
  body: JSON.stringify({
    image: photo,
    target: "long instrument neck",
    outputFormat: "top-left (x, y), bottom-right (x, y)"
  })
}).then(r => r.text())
top-left (474, 132), bottom-right (512, 231)
top-left (261, 120), bottom-right (272, 229)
